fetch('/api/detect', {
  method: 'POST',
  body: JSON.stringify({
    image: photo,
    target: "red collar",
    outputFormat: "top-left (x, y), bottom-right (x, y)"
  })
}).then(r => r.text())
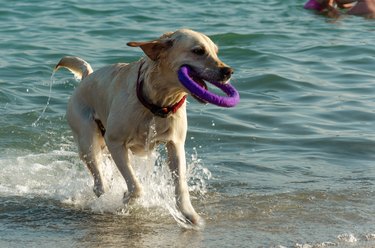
top-left (136, 62), bottom-right (186, 118)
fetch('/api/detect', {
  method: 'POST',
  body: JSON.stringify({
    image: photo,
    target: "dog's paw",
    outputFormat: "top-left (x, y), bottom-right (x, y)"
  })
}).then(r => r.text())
top-left (123, 189), bottom-right (143, 205)
top-left (180, 210), bottom-right (205, 229)
top-left (193, 216), bottom-right (205, 229)
top-left (93, 185), bottom-right (105, 198)
top-left (122, 191), bottom-right (132, 204)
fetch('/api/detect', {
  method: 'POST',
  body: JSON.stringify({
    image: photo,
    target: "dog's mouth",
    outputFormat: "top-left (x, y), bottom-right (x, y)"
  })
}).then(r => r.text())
top-left (189, 72), bottom-right (209, 104)
top-left (177, 65), bottom-right (240, 108)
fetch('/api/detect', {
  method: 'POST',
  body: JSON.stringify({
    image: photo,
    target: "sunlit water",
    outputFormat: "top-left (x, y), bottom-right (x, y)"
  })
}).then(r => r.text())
top-left (1, 0), bottom-right (375, 247)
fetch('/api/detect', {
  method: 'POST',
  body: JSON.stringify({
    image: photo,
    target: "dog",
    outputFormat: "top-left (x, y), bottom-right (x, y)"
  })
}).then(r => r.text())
top-left (55, 29), bottom-right (233, 226)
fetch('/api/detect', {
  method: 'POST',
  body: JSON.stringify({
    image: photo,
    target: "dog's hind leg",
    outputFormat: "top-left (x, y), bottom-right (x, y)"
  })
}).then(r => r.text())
top-left (78, 126), bottom-right (107, 197)
top-left (67, 104), bottom-right (108, 197)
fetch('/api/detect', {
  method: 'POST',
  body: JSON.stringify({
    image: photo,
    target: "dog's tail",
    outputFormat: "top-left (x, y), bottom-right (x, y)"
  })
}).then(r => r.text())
top-left (54, 56), bottom-right (93, 80)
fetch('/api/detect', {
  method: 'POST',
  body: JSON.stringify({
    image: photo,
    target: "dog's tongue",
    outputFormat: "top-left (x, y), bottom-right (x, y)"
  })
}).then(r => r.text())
top-left (178, 65), bottom-right (240, 107)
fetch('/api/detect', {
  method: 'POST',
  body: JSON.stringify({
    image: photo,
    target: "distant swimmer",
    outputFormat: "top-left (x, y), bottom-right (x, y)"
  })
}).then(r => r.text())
top-left (304, 0), bottom-right (375, 18)
top-left (304, 0), bottom-right (334, 11)
top-left (336, 0), bottom-right (375, 17)
top-left (304, 0), bottom-right (340, 17)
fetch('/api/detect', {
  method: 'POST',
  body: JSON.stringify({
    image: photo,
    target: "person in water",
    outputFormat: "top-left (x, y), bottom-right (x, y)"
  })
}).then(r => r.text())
top-left (304, 0), bottom-right (375, 17)
top-left (304, 0), bottom-right (334, 11)
top-left (304, 0), bottom-right (340, 17)
top-left (336, 0), bottom-right (375, 17)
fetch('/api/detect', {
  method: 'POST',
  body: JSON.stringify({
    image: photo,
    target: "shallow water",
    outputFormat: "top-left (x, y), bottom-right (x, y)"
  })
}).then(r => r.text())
top-left (1, 0), bottom-right (375, 247)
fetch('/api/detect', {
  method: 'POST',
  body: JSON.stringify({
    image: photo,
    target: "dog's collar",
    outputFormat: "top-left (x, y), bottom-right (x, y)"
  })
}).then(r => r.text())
top-left (136, 62), bottom-right (187, 118)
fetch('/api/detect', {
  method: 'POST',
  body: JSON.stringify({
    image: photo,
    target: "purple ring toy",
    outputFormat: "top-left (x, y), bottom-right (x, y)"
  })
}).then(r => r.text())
top-left (178, 65), bottom-right (240, 108)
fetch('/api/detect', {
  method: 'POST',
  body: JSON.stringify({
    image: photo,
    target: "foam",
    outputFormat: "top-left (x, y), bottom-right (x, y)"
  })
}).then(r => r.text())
top-left (294, 232), bottom-right (375, 247)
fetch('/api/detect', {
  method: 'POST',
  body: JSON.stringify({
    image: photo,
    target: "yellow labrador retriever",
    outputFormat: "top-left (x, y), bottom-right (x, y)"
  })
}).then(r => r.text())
top-left (55, 29), bottom-right (233, 226)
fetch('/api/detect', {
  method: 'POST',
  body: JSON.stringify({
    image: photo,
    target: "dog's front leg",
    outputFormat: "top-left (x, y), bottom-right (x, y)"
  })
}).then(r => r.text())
top-left (167, 141), bottom-right (202, 226)
top-left (106, 140), bottom-right (143, 201)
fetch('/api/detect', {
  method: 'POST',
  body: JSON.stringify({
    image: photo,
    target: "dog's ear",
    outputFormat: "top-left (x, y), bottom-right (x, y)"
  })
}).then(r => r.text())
top-left (127, 39), bottom-right (173, 61)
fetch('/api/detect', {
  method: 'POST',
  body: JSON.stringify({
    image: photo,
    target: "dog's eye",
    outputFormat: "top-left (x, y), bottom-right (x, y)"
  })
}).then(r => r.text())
top-left (192, 47), bottom-right (206, 56)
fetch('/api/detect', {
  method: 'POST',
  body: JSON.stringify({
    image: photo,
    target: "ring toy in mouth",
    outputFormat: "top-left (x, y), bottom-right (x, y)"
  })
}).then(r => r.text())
top-left (177, 65), bottom-right (240, 107)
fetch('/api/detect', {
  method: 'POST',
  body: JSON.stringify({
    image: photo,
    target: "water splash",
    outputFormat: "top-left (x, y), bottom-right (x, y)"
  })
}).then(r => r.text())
top-left (188, 147), bottom-right (212, 196)
top-left (32, 72), bottom-right (55, 127)
top-left (0, 146), bottom-right (211, 227)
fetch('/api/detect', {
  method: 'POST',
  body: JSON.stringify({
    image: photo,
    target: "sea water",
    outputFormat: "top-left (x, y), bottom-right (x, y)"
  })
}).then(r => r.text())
top-left (0, 0), bottom-right (374, 247)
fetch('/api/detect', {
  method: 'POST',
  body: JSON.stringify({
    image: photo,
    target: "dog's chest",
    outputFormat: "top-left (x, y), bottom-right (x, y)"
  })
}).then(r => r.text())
top-left (127, 117), bottom-right (178, 155)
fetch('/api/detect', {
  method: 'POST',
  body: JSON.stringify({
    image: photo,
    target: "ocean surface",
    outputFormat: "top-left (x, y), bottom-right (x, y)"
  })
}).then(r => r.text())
top-left (1, 0), bottom-right (375, 247)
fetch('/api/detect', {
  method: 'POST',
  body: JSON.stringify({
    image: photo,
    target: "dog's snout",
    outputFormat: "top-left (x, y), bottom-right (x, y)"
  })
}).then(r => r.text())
top-left (220, 66), bottom-right (234, 80)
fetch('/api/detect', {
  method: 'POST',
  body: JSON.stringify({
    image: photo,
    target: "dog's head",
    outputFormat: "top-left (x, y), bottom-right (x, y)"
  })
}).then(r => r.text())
top-left (127, 29), bottom-right (233, 87)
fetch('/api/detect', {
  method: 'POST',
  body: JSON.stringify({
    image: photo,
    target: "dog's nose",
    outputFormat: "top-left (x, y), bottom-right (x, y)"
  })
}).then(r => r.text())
top-left (220, 66), bottom-right (234, 80)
